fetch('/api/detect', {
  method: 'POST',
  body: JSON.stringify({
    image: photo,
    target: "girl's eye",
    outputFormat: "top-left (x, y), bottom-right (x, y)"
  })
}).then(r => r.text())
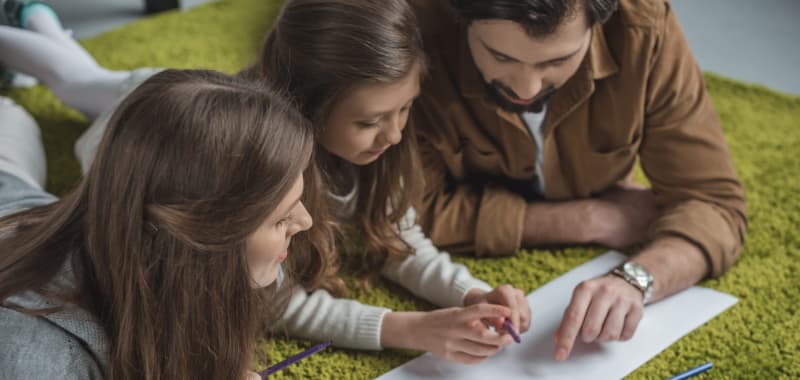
top-left (357, 120), bottom-right (379, 128)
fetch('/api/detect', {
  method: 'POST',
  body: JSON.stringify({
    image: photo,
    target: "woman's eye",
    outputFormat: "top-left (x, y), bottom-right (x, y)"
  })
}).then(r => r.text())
top-left (276, 215), bottom-right (292, 228)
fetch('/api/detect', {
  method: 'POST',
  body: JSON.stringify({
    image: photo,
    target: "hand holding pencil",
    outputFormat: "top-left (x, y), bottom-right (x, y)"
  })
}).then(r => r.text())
top-left (463, 284), bottom-right (532, 339)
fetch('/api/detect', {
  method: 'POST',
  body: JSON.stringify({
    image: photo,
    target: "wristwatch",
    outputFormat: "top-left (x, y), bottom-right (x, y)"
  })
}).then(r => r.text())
top-left (610, 261), bottom-right (654, 304)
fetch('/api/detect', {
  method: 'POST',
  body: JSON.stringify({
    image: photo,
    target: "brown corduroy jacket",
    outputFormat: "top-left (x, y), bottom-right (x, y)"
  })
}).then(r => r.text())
top-left (411, 0), bottom-right (747, 277)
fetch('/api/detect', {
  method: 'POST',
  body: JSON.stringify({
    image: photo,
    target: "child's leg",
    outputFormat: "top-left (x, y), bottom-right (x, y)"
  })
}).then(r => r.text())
top-left (74, 67), bottom-right (162, 174)
top-left (0, 96), bottom-right (46, 190)
top-left (23, 4), bottom-right (97, 65)
top-left (0, 96), bottom-right (57, 217)
top-left (0, 26), bottom-right (129, 119)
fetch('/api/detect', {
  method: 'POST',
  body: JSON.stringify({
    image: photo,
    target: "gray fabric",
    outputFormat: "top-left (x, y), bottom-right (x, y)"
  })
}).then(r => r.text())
top-left (0, 297), bottom-right (106, 379)
top-left (0, 170), bottom-right (107, 379)
top-left (0, 169), bottom-right (56, 218)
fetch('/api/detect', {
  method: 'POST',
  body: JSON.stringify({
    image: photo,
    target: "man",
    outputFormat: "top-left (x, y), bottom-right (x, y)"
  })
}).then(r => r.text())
top-left (410, 0), bottom-right (747, 361)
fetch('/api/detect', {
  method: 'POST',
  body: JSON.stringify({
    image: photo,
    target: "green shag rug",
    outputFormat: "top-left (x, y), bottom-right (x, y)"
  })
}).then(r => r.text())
top-left (3, 0), bottom-right (798, 378)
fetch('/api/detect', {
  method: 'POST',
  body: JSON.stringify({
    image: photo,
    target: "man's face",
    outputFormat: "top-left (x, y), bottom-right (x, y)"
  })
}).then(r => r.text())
top-left (466, 13), bottom-right (592, 113)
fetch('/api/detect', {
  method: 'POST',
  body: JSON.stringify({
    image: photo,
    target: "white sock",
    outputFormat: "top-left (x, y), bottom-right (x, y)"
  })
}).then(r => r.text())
top-left (0, 26), bottom-right (129, 119)
top-left (0, 96), bottom-right (46, 190)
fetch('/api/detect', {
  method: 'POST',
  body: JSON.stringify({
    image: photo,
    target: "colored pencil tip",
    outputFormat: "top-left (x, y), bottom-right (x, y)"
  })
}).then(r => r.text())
top-left (503, 319), bottom-right (521, 344)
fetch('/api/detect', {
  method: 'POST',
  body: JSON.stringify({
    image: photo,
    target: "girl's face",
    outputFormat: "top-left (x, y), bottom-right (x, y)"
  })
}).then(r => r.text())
top-left (319, 63), bottom-right (422, 166)
top-left (245, 174), bottom-right (312, 288)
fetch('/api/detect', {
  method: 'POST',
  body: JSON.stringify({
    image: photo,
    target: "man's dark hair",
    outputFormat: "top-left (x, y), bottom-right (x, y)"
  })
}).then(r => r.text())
top-left (450, 0), bottom-right (618, 36)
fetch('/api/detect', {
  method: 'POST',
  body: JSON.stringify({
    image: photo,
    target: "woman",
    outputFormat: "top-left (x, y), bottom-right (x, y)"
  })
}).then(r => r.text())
top-left (0, 70), bottom-right (315, 379)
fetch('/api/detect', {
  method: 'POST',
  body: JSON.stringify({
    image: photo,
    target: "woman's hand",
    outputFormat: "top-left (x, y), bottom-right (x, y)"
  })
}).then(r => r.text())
top-left (381, 304), bottom-right (515, 364)
top-left (464, 284), bottom-right (531, 335)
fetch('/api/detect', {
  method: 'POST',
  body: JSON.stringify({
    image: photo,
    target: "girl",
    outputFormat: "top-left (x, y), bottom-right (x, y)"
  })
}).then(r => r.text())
top-left (250, 0), bottom-right (532, 364)
top-left (0, 0), bottom-right (531, 364)
top-left (0, 70), bottom-right (315, 379)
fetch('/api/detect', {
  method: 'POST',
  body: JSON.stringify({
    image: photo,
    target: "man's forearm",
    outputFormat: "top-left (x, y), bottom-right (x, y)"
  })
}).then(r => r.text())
top-left (521, 199), bottom-right (595, 246)
top-left (630, 235), bottom-right (708, 303)
top-left (522, 196), bottom-right (708, 302)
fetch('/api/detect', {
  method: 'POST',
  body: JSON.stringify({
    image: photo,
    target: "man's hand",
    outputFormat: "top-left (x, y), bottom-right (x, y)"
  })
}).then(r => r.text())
top-left (587, 184), bottom-right (659, 248)
top-left (463, 285), bottom-right (532, 335)
top-left (552, 274), bottom-right (644, 361)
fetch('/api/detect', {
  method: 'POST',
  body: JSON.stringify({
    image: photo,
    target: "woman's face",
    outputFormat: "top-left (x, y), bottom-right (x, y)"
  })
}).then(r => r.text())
top-left (319, 63), bottom-right (422, 166)
top-left (245, 174), bottom-right (312, 288)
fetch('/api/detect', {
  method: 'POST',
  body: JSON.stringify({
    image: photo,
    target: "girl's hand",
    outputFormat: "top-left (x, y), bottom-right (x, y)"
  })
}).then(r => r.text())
top-left (381, 304), bottom-right (514, 364)
top-left (464, 284), bottom-right (531, 335)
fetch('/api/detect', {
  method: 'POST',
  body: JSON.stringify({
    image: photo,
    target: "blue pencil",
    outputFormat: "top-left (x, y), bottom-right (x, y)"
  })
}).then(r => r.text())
top-left (258, 341), bottom-right (332, 378)
top-left (667, 362), bottom-right (713, 380)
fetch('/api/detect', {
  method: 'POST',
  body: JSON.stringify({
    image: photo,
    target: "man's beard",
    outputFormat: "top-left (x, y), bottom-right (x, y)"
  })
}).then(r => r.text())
top-left (485, 80), bottom-right (557, 113)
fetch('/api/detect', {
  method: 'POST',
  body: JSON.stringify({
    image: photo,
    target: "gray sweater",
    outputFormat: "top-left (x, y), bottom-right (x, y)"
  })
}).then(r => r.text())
top-left (0, 266), bottom-right (107, 379)
top-left (0, 171), bottom-right (107, 379)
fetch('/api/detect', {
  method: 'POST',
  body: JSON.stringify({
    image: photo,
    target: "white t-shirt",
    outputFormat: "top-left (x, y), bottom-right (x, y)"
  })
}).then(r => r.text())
top-left (521, 107), bottom-right (548, 195)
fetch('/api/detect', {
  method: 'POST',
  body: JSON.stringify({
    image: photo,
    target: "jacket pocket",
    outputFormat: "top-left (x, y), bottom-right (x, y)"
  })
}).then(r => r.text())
top-left (580, 131), bottom-right (642, 194)
top-left (463, 141), bottom-right (503, 176)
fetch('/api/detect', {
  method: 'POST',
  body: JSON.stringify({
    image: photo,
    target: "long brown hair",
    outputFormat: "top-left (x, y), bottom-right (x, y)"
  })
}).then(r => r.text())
top-left (246, 0), bottom-right (426, 284)
top-left (0, 70), bottom-right (316, 380)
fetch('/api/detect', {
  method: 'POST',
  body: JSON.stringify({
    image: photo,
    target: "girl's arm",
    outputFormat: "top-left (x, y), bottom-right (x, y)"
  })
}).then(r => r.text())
top-left (382, 208), bottom-right (531, 334)
top-left (275, 285), bottom-right (515, 363)
top-left (380, 208), bottom-right (492, 307)
top-left (276, 285), bottom-right (390, 350)
top-left (275, 209), bottom-right (526, 362)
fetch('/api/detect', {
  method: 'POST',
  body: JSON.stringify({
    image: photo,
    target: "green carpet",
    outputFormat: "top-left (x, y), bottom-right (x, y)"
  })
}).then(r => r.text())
top-left (3, 0), bottom-right (798, 378)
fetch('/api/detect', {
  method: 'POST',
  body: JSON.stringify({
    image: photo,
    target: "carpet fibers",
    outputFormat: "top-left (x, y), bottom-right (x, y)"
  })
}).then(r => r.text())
top-left (2, 0), bottom-right (798, 378)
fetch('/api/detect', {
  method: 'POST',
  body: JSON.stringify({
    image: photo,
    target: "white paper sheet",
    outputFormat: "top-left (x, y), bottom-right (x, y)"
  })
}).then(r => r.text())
top-left (377, 251), bottom-right (737, 380)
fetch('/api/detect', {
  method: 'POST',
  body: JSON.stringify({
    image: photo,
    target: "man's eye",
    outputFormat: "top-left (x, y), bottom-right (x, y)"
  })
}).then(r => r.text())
top-left (493, 53), bottom-right (512, 63)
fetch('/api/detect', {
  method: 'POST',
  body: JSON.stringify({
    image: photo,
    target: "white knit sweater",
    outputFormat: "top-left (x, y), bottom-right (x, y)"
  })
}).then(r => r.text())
top-left (276, 190), bottom-right (492, 350)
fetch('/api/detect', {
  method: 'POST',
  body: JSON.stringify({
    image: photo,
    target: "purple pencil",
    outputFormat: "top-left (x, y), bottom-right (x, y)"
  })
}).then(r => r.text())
top-left (258, 341), bottom-right (332, 378)
top-left (503, 319), bottom-right (521, 344)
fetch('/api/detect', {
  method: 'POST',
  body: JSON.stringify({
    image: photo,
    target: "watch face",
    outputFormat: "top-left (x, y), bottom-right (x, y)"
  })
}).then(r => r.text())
top-left (623, 262), bottom-right (652, 287)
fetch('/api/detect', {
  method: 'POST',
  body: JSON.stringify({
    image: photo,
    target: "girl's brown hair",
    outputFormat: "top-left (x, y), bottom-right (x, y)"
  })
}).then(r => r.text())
top-left (0, 69), bottom-right (316, 379)
top-left (246, 0), bottom-right (426, 284)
